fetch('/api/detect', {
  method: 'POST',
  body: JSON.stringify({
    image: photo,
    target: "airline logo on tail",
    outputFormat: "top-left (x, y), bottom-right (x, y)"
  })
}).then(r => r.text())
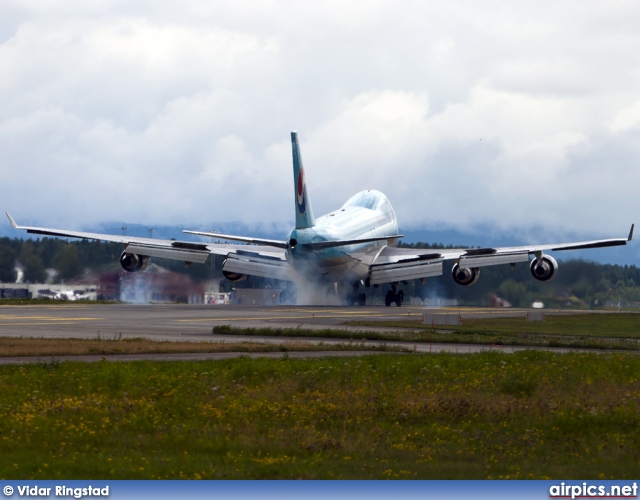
top-left (296, 167), bottom-right (307, 215)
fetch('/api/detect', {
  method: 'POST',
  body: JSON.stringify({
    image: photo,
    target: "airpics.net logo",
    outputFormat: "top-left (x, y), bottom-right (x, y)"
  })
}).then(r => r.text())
top-left (550, 482), bottom-right (638, 499)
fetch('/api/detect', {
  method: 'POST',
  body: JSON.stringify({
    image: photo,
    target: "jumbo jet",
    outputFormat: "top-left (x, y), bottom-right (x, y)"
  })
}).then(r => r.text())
top-left (6, 132), bottom-right (634, 306)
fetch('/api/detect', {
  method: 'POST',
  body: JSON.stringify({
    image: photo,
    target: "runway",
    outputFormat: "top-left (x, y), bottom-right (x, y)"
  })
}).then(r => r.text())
top-left (0, 303), bottom-right (599, 363)
top-left (0, 302), bottom-right (594, 338)
top-left (0, 303), bottom-right (436, 339)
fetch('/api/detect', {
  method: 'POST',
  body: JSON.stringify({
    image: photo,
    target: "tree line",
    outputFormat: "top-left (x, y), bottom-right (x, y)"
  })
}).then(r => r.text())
top-left (395, 241), bottom-right (640, 307)
top-left (0, 237), bottom-right (127, 283)
top-left (0, 237), bottom-right (638, 308)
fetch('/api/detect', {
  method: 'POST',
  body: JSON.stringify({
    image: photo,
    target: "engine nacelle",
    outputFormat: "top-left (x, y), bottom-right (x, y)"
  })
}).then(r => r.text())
top-left (120, 252), bottom-right (149, 272)
top-left (221, 258), bottom-right (249, 282)
top-left (222, 270), bottom-right (249, 282)
top-left (451, 263), bottom-right (480, 286)
top-left (530, 254), bottom-right (558, 282)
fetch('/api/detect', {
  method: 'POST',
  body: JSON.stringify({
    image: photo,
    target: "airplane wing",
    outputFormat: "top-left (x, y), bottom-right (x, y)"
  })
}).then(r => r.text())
top-left (5, 212), bottom-right (293, 281)
top-left (6, 212), bottom-right (633, 286)
top-left (369, 225), bottom-right (634, 284)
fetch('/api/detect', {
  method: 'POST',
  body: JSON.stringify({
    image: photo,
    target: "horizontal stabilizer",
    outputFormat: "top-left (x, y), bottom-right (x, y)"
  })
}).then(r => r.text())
top-left (183, 230), bottom-right (288, 249)
top-left (302, 234), bottom-right (404, 250)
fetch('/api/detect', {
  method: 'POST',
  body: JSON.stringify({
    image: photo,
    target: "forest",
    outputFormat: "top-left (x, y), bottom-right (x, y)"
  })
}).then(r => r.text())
top-left (0, 237), bottom-right (638, 308)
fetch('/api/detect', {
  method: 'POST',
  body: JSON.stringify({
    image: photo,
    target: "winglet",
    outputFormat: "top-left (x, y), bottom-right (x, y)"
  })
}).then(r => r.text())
top-left (629, 224), bottom-right (634, 242)
top-left (5, 212), bottom-right (17, 229)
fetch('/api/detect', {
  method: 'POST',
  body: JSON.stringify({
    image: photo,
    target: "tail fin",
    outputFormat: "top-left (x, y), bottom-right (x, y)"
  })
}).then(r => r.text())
top-left (291, 131), bottom-right (315, 229)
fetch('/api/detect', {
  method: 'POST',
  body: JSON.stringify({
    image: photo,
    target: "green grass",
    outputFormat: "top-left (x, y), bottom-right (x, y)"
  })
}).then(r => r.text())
top-left (350, 312), bottom-right (640, 338)
top-left (1, 351), bottom-right (639, 479)
top-left (213, 313), bottom-right (640, 351)
top-left (446, 313), bottom-right (640, 338)
top-left (0, 336), bottom-right (403, 357)
top-left (342, 313), bottom-right (640, 350)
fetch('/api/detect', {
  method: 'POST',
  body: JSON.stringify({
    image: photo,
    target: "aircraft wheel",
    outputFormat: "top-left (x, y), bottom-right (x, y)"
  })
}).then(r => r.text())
top-left (385, 290), bottom-right (394, 307)
top-left (394, 290), bottom-right (404, 307)
top-left (357, 293), bottom-right (366, 306)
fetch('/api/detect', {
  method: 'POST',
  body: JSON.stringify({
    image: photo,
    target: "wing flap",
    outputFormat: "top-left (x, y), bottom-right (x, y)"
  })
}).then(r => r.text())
top-left (370, 258), bottom-right (444, 284)
top-left (125, 243), bottom-right (210, 264)
top-left (223, 253), bottom-right (292, 281)
top-left (457, 251), bottom-right (530, 268)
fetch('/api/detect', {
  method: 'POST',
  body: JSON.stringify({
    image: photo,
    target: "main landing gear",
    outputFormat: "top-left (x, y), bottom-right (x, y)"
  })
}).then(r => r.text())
top-left (347, 281), bottom-right (366, 306)
top-left (384, 282), bottom-right (404, 307)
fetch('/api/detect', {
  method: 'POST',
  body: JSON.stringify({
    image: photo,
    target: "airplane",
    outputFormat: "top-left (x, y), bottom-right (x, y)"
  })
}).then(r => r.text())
top-left (5, 131), bottom-right (635, 306)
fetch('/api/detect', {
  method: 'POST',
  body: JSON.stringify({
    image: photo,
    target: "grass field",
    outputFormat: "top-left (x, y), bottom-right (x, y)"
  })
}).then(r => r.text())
top-left (351, 312), bottom-right (640, 338)
top-left (0, 336), bottom-right (400, 357)
top-left (207, 313), bottom-right (640, 351)
top-left (1, 351), bottom-right (638, 479)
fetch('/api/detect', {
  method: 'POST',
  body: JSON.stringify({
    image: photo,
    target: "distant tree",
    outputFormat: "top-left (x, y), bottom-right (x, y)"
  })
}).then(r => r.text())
top-left (498, 279), bottom-right (529, 307)
top-left (2, 235), bottom-right (640, 307)
top-left (0, 244), bottom-right (17, 283)
top-left (53, 245), bottom-right (83, 281)
top-left (571, 281), bottom-right (594, 301)
top-left (19, 240), bottom-right (47, 283)
top-left (598, 278), bottom-right (612, 291)
top-left (22, 254), bottom-right (47, 283)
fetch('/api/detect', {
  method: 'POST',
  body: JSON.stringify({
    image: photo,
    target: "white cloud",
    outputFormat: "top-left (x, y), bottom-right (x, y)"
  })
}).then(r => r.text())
top-left (0, 0), bottom-right (639, 245)
top-left (607, 101), bottom-right (640, 132)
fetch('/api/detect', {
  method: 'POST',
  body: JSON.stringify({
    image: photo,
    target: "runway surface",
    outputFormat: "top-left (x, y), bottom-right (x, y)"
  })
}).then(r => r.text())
top-left (0, 302), bottom-right (595, 339)
top-left (0, 303), bottom-right (602, 364)
top-left (0, 303), bottom-right (441, 338)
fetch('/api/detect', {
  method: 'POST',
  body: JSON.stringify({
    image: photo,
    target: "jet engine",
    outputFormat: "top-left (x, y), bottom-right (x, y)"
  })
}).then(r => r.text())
top-left (451, 263), bottom-right (480, 286)
top-left (221, 259), bottom-right (250, 282)
top-left (222, 270), bottom-right (249, 282)
top-left (530, 254), bottom-right (558, 281)
top-left (119, 252), bottom-right (150, 272)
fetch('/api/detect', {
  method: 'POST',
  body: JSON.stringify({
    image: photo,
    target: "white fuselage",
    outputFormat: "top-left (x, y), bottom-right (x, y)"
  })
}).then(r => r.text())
top-left (286, 190), bottom-right (399, 283)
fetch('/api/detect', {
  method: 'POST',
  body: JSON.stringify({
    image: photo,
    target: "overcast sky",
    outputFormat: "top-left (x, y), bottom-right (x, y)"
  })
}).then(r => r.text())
top-left (1, 1), bottom-right (639, 245)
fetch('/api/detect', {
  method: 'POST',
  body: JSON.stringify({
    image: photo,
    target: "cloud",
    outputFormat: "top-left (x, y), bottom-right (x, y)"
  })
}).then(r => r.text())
top-left (0, 1), bottom-right (638, 246)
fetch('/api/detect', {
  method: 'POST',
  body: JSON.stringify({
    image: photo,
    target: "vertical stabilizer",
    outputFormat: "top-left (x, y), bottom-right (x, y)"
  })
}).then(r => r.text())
top-left (291, 131), bottom-right (315, 229)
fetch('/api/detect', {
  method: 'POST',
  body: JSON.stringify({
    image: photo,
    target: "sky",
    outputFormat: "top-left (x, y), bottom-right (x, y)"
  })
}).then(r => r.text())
top-left (1, 1), bottom-right (639, 251)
